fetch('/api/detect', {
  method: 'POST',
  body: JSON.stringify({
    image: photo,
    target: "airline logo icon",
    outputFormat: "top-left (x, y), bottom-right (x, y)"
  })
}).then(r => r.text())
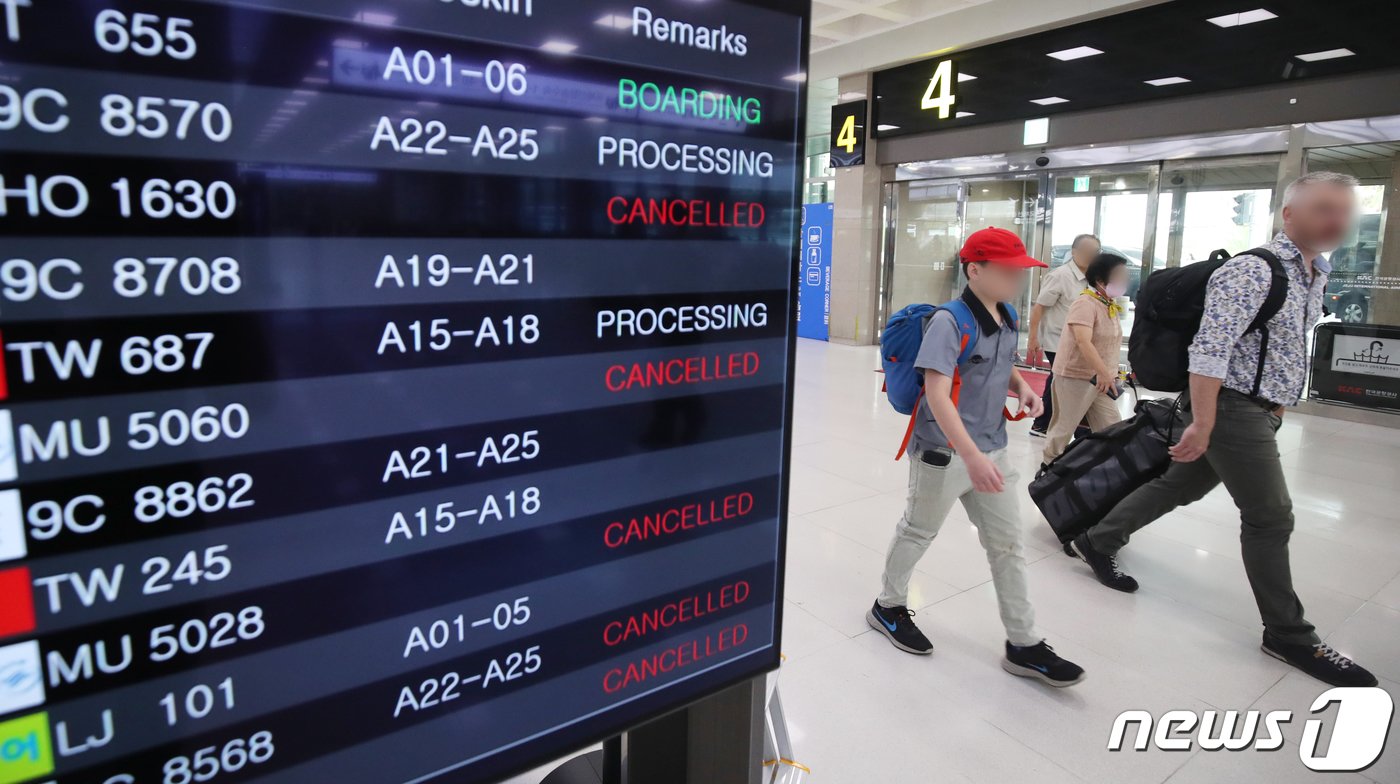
top-left (0, 491), bottom-right (23, 563)
top-left (0, 712), bottom-right (53, 783)
top-left (0, 642), bottom-right (42, 717)
top-left (0, 569), bottom-right (34, 641)
top-left (0, 411), bottom-right (14, 483)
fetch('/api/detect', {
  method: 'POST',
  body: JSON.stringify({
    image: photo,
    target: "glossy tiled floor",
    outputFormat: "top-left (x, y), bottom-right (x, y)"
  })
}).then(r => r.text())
top-left (504, 338), bottom-right (1400, 784)
top-left (777, 339), bottom-right (1400, 784)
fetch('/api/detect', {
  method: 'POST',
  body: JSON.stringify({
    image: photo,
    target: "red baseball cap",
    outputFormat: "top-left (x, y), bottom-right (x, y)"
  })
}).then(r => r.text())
top-left (959, 227), bottom-right (1047, 268)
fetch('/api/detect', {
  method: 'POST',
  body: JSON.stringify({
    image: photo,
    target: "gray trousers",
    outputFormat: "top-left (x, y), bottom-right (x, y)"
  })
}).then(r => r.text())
top-left (879, 448), bottom-right (1039, 646)
top-left (1088, 389), bottom-right (1319, 645)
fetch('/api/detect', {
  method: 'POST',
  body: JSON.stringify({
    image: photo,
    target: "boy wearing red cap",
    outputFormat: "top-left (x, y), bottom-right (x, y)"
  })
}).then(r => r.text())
top-left (869, 227), bottom-right (1085, 687)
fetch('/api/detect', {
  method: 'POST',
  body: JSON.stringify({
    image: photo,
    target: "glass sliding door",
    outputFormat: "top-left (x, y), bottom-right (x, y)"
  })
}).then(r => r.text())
top-left (880, 175), bottom-right (1042, 335)
top-left (884, 179), bottom-right (964, 320)
top-left (1158, 156), bottom-right (1282, 266)
top-left (1045, 167), bottom-right (1158, 347)
top-left (964, 177), bottom-right (1042, 343)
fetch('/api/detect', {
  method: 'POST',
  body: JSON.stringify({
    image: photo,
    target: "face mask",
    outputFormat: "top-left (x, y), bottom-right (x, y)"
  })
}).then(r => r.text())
top-left (1104, 281), bottom-right (1128, 299)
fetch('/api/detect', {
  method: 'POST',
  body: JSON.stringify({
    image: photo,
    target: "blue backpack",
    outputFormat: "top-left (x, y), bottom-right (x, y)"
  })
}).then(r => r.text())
top-left (880, 298), bottom-right (1021, 459)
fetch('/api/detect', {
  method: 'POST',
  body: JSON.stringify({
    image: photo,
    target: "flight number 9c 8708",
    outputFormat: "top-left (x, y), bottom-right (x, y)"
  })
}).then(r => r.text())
top-left (0, 257), bottom-right (242, 307)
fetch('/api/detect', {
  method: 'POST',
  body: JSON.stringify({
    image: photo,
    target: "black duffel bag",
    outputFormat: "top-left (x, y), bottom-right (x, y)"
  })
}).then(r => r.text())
top-left (1029, 396), bottom-right (1185, 544)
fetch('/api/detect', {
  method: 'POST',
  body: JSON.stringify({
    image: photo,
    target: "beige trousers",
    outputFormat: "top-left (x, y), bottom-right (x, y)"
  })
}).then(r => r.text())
top-left (1042, 376), bottom-right (1122, 464)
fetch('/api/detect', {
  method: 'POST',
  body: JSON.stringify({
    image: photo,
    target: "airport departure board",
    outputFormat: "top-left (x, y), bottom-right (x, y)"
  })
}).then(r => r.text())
top-left (0, 1), bottom-right (807, 782)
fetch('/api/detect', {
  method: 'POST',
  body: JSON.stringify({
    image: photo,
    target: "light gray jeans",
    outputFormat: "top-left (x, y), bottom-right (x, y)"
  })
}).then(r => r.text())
top-left (878, 448), bottom-right (1039, 646)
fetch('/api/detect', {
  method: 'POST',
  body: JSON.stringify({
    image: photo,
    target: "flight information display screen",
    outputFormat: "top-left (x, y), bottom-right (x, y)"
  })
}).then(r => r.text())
top-left (0, 1), bottom-right (807, 782)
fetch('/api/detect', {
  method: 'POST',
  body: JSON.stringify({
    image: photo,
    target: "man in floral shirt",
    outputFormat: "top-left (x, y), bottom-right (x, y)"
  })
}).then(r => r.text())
top-left (1073, 172), bottom-right (1377, 688)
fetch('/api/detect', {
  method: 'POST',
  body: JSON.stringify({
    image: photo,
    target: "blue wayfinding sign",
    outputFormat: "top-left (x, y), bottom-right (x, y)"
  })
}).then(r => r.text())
top-left (797, 203), bottom-right (833, 340)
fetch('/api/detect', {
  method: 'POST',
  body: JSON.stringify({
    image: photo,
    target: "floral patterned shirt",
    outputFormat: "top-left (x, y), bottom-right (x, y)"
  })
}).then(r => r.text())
top-left (1187, 232), bottom-right (1331, 406)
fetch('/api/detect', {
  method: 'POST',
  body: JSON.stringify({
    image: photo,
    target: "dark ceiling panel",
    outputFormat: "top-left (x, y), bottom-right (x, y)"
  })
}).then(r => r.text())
top-left (873, 0), bottom-right (1400, 139)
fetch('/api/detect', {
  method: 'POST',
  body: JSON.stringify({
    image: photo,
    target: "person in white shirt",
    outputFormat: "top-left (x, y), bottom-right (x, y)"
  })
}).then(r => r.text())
top-left (1026, 234), bottom-right (1100, 437)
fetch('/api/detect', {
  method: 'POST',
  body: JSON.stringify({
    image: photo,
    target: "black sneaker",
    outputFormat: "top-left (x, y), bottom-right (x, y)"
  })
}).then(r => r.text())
top-left (1029, 427), bottom-right (1048, 439)
top-left (867, 602), bottom-right (933, 655)
top-left (1002, 640), bottom-right (1085, 687)
top-left (1071, 532), bottom-right (1139, 593)
top-left (1261, 633), bottom-right (1378, 687)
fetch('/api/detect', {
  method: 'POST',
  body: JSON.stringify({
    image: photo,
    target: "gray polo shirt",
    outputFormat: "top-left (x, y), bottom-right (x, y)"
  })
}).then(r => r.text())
top-left (909, 294), bottom-right (1020, 454)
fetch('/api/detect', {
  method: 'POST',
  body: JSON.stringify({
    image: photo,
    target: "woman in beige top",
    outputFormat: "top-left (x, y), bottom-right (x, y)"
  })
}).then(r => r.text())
top-left (1042, 253), bottom-right (1131, 466)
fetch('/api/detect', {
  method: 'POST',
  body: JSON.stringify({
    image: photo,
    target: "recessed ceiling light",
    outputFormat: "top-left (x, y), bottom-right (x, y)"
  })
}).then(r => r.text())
top-left (1030, 96), bottom-right (1069, 105)
top-left (877, 124), bottom-right (900, 131)
top-left (1296, 48), bottom-right (1355, 62)
top-left (957, 72), bottom-right (977, 82)
top-left (1145, 76), bottom-right (1191, 86)
top-left (1047, 46), bottom-right (1103, 61)
top-left (1207, 8), bottom-right (1278, 27)
top-left (540, 40), bottom-right (578, 54)
top-left (955, 111), bottom-right (975, 118)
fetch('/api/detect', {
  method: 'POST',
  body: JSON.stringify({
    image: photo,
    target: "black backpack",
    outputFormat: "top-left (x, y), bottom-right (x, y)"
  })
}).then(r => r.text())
top-left (1128, 248), bottom-right (1287, 394)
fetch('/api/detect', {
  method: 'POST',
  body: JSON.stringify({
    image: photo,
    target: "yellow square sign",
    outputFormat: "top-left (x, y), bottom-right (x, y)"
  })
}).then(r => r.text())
top-left (0, 712), bottom-right (52, 784)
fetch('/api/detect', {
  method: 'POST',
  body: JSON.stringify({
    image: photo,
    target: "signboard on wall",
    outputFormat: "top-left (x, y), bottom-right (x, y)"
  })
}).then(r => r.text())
top-left (797, 203), bottom-right (834, 340)
top-left (829, 100), bottom-right (867, 167)
top-left (869, 0), bottom-right (1400, 139)
top-left (0, 1), bottom-right (808, 782)
top-left (1311, 324), bottom-right (1400, 410)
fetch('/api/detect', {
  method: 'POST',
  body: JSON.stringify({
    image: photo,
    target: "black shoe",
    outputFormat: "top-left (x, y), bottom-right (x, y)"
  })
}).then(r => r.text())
top-left (1071, 532), bottom-right (1139, 592)
top-left (1261, 633), bottom-right (1378, 687)
top-left (1029, 427), bottom-right (1048, 439)
top-left (1062, 542), bottom-right (1076, 557)
top-left (867, 602), bottom-right (933, 655)
top-left (1002, 640), bottom-right (1085, 687)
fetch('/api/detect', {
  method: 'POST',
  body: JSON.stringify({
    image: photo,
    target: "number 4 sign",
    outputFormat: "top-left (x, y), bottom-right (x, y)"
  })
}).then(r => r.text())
top-left (828, 100), bottom-right (867, 167)
top-left (920, 59), bottom-right (958, 119)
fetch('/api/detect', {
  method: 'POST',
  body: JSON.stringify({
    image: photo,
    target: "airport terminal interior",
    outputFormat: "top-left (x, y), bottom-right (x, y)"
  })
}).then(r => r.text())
top-left (3, 0), bottom-right (1400, 783)
top-left (508, 0), bottom-right (1400, 781)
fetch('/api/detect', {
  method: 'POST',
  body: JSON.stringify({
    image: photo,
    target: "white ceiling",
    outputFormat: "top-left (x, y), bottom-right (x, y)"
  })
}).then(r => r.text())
top-left (810, 0), bottom-right (996, 54)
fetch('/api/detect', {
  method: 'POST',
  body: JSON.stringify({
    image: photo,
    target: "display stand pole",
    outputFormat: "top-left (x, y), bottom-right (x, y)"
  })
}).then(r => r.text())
top-left (542, 677), bottom-right (765, 784)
